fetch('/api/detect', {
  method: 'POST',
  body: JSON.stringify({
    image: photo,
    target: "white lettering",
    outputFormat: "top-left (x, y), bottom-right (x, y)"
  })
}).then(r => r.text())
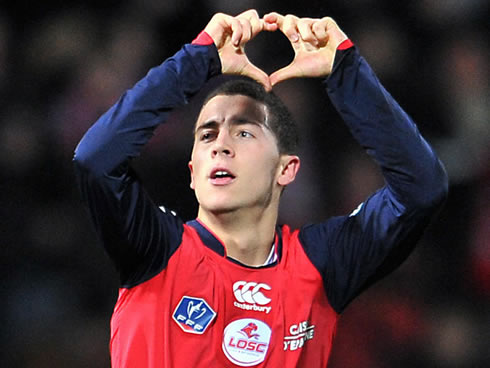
top-left (289, 321), bottom-right (314, 335)
top-left (233, 301), bottom-right (272, 314)
top-left (284, 321), bottom-right (316, 351)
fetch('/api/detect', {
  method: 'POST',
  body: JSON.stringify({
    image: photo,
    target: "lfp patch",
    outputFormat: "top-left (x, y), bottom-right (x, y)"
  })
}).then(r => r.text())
top-left (173, 296), bottom-right (216, 334)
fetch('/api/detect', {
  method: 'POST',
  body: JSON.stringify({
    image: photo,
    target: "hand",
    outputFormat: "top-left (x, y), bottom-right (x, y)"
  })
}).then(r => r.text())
top-left (204, 10), bottom-right (277, 90)
top-left (263, 13), bottom-right (348, 86)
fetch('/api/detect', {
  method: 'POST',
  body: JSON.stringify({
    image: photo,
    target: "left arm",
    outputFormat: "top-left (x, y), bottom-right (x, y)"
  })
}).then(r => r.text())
top-left (266, 13), bottom-right (448, 313)
top-left (301, 44), bottom-right (448, 313)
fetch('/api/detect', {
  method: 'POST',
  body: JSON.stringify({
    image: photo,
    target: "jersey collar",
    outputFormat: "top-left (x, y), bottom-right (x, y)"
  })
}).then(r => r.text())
top-left (186, 219), bottom-right (283, 268)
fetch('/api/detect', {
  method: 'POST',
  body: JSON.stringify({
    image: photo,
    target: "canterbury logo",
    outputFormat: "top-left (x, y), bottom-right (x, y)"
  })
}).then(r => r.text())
top-left (233, 281), bottom-right (271, 305)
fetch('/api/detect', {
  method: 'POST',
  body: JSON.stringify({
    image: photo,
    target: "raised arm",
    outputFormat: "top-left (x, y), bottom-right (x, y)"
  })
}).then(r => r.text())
top-left (267, 14), bottom-right (448, 312)
top-left (73, 39), bottom-right (220, 286)
top-left (73, 11), bottom-right (271, 286)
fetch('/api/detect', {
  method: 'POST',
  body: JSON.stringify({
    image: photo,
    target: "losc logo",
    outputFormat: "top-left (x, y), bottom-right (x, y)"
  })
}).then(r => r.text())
top-left (233, 281), bottom-right (272, 314)
top-left (222, 318), bottom-right (272, 367)
top-left (172, 296), bottom-right (216, 334)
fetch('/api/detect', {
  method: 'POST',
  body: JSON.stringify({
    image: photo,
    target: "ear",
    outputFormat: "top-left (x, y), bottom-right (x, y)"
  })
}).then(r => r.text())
top-left (188, 161), bottom-right (195, 190)
top-left (277, 155), bottom-right (300, 187)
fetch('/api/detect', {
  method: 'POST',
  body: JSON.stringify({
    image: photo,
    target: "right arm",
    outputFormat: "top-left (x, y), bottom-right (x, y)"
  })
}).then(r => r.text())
top-left (73, 10), bottom-right (271, 287)
top-left (73, 43), bottom-right (221, 286)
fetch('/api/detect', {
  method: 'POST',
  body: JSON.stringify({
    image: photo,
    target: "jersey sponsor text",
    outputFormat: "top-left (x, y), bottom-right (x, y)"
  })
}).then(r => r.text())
top-left (283, 320), bottom-right (315, 351)
top-left (233, 281), bottom-right (272, 314)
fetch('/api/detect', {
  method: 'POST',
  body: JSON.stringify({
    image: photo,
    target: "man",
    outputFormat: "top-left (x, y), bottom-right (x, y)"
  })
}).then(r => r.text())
top-left (74, 10), bottom-right (448, 368)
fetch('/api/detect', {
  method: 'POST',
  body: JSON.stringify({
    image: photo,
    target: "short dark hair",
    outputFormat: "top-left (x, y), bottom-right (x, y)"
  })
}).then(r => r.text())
top-left (200, 78), bottom-right (299, 155)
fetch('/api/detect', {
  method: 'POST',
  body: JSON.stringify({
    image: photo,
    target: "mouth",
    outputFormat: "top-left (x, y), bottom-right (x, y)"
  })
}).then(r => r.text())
top-left (209, 168), bottom-right (236, 186)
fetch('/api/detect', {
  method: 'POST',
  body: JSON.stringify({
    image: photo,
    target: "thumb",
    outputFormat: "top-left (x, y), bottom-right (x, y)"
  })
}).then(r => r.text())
top-left (270, 63), bottom-right (300, 86)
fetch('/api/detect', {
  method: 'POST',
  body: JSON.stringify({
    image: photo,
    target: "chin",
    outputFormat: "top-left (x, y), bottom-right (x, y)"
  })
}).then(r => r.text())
top-left (202, 202), bottom-right (240, 214)
top-left (200, 195), bottom-right (255, 215)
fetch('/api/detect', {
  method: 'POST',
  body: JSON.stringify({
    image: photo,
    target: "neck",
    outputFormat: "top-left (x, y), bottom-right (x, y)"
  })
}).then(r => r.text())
top-left (197, 206), bottom-right (278, 267)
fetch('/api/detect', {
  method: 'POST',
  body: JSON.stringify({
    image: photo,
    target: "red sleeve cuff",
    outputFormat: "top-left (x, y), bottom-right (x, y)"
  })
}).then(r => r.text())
top-left (192, 31), bottom-right (215, 46)
top-left (337, 39), bottom-right (354, 50)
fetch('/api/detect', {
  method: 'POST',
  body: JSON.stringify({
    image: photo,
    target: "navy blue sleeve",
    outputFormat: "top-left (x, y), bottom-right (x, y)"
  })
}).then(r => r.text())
top-left (299, 46), bottom-right (448, 314)
top-left (73, 44), bottom-right (222, 287)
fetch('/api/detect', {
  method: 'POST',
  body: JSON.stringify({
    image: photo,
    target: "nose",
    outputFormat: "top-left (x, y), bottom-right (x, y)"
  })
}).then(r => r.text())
top-left (212, 130), bottom-right (235, 158)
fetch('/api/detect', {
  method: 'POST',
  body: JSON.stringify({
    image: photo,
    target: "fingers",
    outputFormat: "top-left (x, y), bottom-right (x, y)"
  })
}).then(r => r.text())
top-left (204, 11), bottom-right (265, 49)
top-left (237, 9), bottom-right (263, 39)
top-left (233, 9), bottom-right (265, 47)
top-left (297, 18), bottom-right (317, 44)
top-left (312, 20), bottom-right (328, 43)
top-left (207, 11), bottom-right (345, 50)
top-left (264, 12), bottom-right (332, 46)
top-left (236, 18), bottom-right (251, 46)
top-left (229, 17), bottom-right (243, 47)
top-left (265, 13), bottom-right (300, 43)
top-left (263, 12), bottom-right (282, 29)
top-left (321, 17), bottom-right (348, 49)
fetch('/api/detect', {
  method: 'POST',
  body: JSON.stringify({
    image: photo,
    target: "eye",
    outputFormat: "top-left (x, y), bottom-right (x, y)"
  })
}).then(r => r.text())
top-left (200, 131), bottom-right (216, 141)
top-left (239, 130), bottom-right (253, 138)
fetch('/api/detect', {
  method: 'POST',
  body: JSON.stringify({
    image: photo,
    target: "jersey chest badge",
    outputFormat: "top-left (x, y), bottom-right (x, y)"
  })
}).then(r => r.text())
top-left (172, 296), bottom-right (216, 334)
top-left (222, 318), bottom-right (272, 366)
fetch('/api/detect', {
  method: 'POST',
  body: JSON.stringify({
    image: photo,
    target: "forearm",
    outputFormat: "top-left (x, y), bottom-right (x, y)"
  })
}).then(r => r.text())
top-left (325, 46), bottom-right (448, 212)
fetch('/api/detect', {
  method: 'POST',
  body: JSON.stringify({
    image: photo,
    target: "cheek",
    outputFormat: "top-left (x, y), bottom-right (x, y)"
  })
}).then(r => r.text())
top-left (247, 155), bottom-right (280, 184)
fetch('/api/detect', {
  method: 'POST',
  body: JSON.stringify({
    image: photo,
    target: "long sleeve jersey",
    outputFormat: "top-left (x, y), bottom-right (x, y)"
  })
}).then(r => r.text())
top-left (73, 40), bottom-right (448, 367)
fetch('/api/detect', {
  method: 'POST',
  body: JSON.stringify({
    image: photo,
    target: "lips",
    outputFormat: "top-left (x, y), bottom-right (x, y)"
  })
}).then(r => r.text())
top-left (209, 167), bottom-right (236, 186)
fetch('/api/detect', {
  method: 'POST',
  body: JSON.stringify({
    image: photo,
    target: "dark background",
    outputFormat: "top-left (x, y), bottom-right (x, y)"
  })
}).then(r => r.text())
top-left (1, 0), bottom-right (488, 367)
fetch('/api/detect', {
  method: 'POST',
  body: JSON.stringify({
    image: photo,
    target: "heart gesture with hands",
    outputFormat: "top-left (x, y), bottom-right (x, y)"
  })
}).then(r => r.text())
top-left (203, 10), bottom-right (349, 89)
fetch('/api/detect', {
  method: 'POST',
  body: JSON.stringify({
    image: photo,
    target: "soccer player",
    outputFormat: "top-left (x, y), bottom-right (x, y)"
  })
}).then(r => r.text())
top-left (74, 10), bottom-right (448, 368)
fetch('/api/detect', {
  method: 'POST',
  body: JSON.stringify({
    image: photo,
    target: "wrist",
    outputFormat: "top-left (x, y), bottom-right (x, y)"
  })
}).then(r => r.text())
top-left (192, 31), bottom-right (214, 46)
top-left (337, 39), bottom-right (354, 50)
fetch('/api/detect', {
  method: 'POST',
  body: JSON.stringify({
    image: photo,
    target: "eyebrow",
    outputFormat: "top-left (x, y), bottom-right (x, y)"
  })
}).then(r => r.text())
top-left (194, 120), bottom-right (218, 135)
top-left (194, 116), bottom-right (268, 135)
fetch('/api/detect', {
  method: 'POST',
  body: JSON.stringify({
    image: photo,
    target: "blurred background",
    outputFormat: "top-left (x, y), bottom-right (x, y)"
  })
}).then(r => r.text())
top-left (0, 0), bottom-right (488, 367)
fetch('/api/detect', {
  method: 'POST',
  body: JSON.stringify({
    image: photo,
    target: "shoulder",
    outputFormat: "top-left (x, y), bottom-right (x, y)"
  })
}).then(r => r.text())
top-left (279, 219), bottom-right (342, 268)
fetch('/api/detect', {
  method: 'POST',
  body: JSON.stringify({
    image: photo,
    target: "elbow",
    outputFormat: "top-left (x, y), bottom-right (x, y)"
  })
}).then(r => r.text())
top-left (428, 159), bottom-right (449, 206)
top-left (72, 138), bottom-right (116, 201)
top-left (72, 133), bottom-right (108, 179)
top-left (72, 142), bottom-right (95, 191)
top-left (72, 143), bottom-right (93, 200)
top-left (414, 159), bottom-right (449, 212)
top-left (73, 138), bottom-right (95, 174)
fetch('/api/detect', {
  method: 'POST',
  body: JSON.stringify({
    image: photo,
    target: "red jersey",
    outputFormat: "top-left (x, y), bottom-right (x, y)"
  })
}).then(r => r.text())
top-left (111, 221), bottom-right (338, 367)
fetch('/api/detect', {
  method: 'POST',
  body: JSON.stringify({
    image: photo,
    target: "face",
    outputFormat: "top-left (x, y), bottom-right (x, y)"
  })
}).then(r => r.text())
top-left (189, 94), bottom-right (299, 215)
